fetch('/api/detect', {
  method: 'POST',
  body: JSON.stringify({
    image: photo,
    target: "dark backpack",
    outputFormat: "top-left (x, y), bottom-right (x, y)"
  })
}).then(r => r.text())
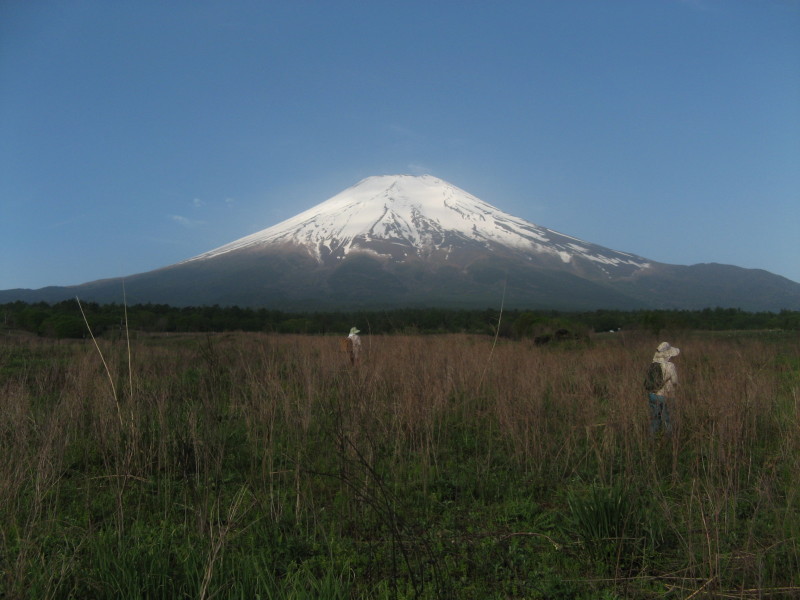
top-left (644, 362), bottom-right (664, 392)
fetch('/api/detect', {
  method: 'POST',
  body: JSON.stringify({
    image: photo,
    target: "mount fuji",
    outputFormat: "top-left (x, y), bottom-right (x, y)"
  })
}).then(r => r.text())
top-left (3, 175), bottom-right (799, 311)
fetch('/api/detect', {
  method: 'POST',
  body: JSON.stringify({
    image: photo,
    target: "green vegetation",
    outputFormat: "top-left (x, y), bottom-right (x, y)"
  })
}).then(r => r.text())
top-left (2, 300), bottom-right (799, 338)
top-left (1, 322), bottom-right (798, 598)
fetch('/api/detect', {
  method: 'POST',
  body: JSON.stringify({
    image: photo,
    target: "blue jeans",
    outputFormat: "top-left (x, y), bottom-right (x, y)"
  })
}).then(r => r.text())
top-left (648, 393), bottom-right (672, 435)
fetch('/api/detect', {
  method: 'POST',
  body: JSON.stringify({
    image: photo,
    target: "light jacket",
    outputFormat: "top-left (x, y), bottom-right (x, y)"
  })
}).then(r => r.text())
top-left (653, 359), bottom-right (678, 397)
top-left (348, 333), bottom-right (362, 351)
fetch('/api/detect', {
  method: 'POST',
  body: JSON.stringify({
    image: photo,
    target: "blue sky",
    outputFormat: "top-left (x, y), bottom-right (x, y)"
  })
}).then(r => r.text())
top-left (2, 0), bottom-right (799, 292)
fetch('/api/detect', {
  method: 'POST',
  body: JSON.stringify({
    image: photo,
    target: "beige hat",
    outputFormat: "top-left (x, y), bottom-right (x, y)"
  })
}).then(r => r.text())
top-left (654, 341), bottom-right (680, 361)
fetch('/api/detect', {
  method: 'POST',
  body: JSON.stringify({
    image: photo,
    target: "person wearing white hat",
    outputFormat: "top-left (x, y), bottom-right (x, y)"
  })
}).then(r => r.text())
top-left (648, 341), bottom-right (680, 435)
top-left (346, 327), bottom-right (362, 366)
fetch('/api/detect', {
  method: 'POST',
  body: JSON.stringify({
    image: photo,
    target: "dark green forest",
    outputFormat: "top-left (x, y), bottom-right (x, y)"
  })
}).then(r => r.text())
top-left (2, 300), bottom-right (798, 339)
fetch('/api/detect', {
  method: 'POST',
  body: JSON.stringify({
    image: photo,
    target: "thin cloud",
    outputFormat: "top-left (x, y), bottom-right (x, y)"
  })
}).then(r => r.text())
top-left (169, 214), bottom-right (204, 228)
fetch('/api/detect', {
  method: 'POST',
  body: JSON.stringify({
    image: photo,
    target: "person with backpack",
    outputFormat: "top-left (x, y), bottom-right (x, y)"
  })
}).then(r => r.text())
top-left (645, 341), bottom-right (680, 435)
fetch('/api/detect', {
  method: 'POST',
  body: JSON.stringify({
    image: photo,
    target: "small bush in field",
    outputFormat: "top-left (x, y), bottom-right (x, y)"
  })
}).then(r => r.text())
top-left (566, 481), bottom-right (668, 575)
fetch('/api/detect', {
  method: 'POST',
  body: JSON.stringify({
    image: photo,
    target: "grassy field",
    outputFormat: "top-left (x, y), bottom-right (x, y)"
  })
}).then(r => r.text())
top-left (1, 328), bottom-right (798, 598)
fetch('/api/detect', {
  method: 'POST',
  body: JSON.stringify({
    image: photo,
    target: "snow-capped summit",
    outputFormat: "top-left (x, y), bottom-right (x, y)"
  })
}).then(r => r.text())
top-left (186, 174), bottom-right (649, 275)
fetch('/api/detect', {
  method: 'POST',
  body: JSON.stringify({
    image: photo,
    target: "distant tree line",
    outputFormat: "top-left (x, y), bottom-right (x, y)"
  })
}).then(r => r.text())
top-left (2, 300), bottom-right (798, 339)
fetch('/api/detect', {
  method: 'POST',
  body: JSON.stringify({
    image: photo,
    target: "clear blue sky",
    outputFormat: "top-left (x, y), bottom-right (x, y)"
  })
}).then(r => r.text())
top-left (2, 0), bottom-right (799, 291)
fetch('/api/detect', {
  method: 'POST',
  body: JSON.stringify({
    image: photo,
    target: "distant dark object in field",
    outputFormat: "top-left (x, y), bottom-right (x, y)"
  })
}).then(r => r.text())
top-left (534, 328), bottom-right (582, 346)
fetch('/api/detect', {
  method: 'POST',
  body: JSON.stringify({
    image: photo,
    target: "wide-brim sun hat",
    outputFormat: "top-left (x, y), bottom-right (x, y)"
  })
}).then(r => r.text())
top-left (654, 341), bottom-right (680, 361)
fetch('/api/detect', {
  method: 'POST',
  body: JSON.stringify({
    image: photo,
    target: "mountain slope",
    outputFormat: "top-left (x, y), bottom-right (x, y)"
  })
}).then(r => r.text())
top-left (2, 175), bottom-right (799, 311)
top-left (185, 175), bottom-right (651, 278)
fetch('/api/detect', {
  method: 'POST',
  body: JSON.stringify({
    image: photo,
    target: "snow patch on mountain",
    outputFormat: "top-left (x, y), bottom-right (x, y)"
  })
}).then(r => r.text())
top-left (183, 174), bottom-right (650, 272)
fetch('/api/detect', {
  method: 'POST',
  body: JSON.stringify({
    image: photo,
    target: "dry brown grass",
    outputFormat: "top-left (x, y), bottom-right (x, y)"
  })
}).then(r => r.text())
top-left (1, 328), bottom-right (798, 597)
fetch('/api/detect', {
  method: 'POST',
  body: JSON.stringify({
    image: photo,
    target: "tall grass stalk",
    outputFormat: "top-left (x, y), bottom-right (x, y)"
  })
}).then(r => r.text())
top-left (122, 280), bottom-right (133, 400)
top-left (478, 276), bottom-right (506, 393)
top-left (75, 296), bottom-right (122, 427)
